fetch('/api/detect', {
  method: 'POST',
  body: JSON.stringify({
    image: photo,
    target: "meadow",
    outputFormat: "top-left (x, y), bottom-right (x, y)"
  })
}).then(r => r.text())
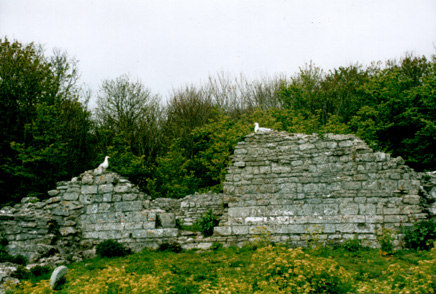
top-left (5, 239), bottom-right (436, 294)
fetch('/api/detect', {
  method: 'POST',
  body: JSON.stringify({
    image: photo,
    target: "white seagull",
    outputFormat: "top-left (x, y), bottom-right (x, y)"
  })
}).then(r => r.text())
top-left (254, 122), bottom-right (272, 133)
top-left (98, 156), bottom-right (110, 170)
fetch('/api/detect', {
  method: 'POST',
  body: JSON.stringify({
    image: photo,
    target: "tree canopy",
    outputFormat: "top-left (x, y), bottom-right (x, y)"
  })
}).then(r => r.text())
top-left (1, 37), bottom-right (435, 205)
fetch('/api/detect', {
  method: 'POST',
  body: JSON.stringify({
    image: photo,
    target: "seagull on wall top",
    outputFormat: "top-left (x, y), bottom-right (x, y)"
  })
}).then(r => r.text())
top-left (98, 156), bottom-right (110, 170)
top-left (254, 122), bottom-right (272, 133)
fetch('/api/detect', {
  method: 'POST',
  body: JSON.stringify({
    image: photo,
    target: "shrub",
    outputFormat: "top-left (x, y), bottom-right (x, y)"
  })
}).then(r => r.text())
top-left (12, 265), bottom-right (31, 280)
top-left (252, 246), bottom-right (355, 293)
top-left (343, 236), bottom-right (363, 252)
top-left (157, 242), bottom-right (183, 253)
top-left (10, 254), bottom-right (27, 265)
top-left (96, 239), bottom-right (130, 258)
top-left (252, 225), bottom-right (273, 248)
top-left (210, 242), bottom-right (223, 251)
top-left (195, 209), bottom-right (219, 237)
top-left (404, 219), bottom-right (436, 251)
top-left (376, 227), bottom-right (395, 255)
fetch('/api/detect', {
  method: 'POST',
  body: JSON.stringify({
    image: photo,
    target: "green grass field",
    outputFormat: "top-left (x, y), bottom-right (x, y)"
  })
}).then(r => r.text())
top-left (5, 241), bottom-right (436, 294)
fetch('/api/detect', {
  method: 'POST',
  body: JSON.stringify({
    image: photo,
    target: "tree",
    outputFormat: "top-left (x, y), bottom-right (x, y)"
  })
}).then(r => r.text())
top-left (0, 38), bottom-right (92, 204)
top-left (350, 54), bottom-right (436, 171)
top-left (94, 75), bottom-right (163, 160)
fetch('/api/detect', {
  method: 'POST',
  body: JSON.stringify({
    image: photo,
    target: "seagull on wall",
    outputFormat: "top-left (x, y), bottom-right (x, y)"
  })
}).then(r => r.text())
top-left (98, 156), bottom-right (110, 170)
top-left (254, 122), bottom-right (272, 133)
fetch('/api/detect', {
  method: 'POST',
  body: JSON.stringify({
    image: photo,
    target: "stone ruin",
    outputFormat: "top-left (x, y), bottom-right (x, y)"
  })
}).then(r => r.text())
top-left (1, 131), bottom-right (436, 286)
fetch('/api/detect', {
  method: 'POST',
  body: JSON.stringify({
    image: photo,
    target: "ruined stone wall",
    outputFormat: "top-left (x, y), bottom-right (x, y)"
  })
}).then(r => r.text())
top-left (1, 131), bottom-right (435, 266)
top-left (220, 132), bottom-right (427, 247)
top-left (0, 171), bottom-right (230, 263)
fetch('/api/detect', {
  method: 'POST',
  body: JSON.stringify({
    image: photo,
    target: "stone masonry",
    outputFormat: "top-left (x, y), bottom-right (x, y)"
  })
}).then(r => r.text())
top-left (1, 131), bottom-right (436, 270)
top-left (220, 132), bottom-right (430, 247)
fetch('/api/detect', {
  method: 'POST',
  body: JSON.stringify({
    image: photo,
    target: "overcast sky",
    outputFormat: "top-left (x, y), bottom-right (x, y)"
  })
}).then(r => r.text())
top-left (1, 0), bottom-right (435, 102)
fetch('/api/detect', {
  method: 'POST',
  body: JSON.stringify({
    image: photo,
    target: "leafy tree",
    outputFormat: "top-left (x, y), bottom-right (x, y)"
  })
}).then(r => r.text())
top-left (146, 141), bottom-right (199, 199)
top-left (350, 54), bottom-right (436, 170)
top-left (0, 38), bottom-right (92, 204)
top-left (163, 85), bottom-right (216, 159)
top-left (95, 75), bottom-right (163, 161)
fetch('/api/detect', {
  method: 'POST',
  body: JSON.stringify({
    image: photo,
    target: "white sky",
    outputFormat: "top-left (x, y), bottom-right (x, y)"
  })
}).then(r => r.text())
top-left (1, 0), bottom-right (435, 102)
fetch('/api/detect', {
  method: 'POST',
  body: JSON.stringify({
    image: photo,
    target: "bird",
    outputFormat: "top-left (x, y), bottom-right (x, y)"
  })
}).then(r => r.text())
top-left (254, 122), bottom-right (272, 133)
top-left (98, 156), bottom-right (110, 170)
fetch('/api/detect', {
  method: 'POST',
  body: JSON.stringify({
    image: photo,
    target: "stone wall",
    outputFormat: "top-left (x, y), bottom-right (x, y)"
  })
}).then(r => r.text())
top-left (1, 131), bottom-right (435, 267)
top-left (221, 132), bottom-right (428, 247)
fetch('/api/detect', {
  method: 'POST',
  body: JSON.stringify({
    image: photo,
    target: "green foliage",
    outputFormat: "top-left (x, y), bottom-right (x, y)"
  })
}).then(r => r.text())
top-left (277, 55), bottom-right (436, 171)
top-left (12, 265), bottom-right (52, 283)
top-left (8, 244), bottom-right (436, 294)
top-left (1, 38), bottom-right (435, 207)
top-left (146, 142), bottom-right (199, 199)
top-left (157, 242), bottom-right (183, 253)
top-left (210, 242), bottom-right (223, 251)
top-left (343, 236), bottom-right (364, 252)
top-left (252, 225), bottom-right (273, 248)
top-left (404, 219), bottom-right (436, 251)
top-left (376, 228), bottom-right (395, 255)
top-left (174, 218), bottom-right (184, 230)
top-left (96, 239), bottom-right (130, 258)
top-left (195, 209), bottom-right (219, 237)
top-left (0, 38), bottom-right (93, 204)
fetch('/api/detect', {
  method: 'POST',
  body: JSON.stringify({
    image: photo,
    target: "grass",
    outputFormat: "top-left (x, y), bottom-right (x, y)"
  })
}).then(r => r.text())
top-left (5, 243), bottom-right (436, 293)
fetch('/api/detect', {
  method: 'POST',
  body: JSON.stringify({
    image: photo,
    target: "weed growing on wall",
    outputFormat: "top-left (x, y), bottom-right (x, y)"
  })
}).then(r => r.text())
top-left (195, 209), bottom-right (219, 237)
top-left (343, 235), bottom-right (364, 252)
top-left (376, 227), bottom-right (395, 255)
top-left (252, 225), bottom-right (273, 248)
top-left (304, 225), bottom-right (326, 252)
top-left (403, 218), bottom-right (436, 251)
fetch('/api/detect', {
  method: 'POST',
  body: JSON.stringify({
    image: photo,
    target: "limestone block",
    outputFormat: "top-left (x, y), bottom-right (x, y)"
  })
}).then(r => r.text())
top-left (158, 213), bottom-right (176, 228)
top-left (63, 192), bottom-right (79, 201)
top-left (340, 203), bottom-right (359, 215)
top-left (94, 173), bottom-right (117, 185)
top-left (114, 201), bottom-right (142, 212)
top-left (102, 193), bottom-right (112, 202)
top-left (384, 215), bottom-right (407, 223)
top-left (343, 182), bottom-right (361, 190)
top-left (53, 207), bottom-right (69, 217)
top-left (335, 223), bottom-right (355, 233)
top-left (163, 228), bottom-right (178, 237)
top-left (114, 184), bottom-right (132, 193)
top-left (60, 227), bottom-right (76, 236)
top-left (383, 207), bottom-right (401, 215)
top-left (131, 229), bottom-right (153, 238)
top-left (245, 217), bottom-right (266, 225)
top-left (48, 190), bottom-right (60, 197)
top-left (86, 204), bottom-right (98, 214)
top-left (99, 184), bottom-right (114, 193)
top-left (231, 225), bottom-right (249, 235)
top-left (81, 185), bottom-right (98, 194)
top-left (234, 161), bottom-right (246, 168)
top-left (50, 265), bottom-right (68, 289)
top-left (403, 195), bottom-right (420, 205)
top-left (299, 143), bottom-right (315, 151)
top-left (82, 231), bottom-right (99, 239)
top-left (122, 193), bottom-right (138, 201)
top-left (79, 194), bottom-right (93, 204)
top-left (46, 196), bottom-right (61, 204)
top-left (359, 203), bottom-right (376, 215)
top-left (214, 226), bottom-right (231, 236)
top-left (98, 203), bottom-right (113, 213)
